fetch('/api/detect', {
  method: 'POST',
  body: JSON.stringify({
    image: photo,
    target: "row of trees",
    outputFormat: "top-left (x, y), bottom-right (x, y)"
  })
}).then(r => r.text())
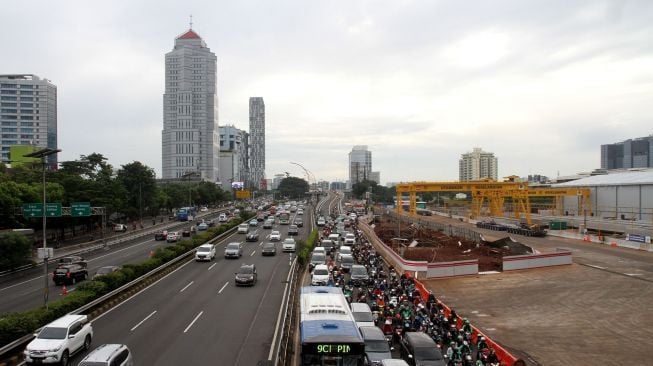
top-left (351, 179), bottom-right (396, 204)
top-left (0, 153), bottom-right (231, 230)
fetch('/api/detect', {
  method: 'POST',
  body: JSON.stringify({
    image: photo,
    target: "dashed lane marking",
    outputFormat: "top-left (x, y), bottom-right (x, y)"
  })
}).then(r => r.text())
top-left (180, 281), bottom-right (194, 292)
top-left (131, 310), bottom-right (157, 331)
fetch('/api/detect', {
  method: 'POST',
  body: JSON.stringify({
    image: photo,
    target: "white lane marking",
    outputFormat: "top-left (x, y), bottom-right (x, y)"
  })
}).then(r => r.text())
top-left (208, 263), bottom-right (217, 271)
top-left (250, 250), bottom-right (256, 256)
top-left (180, 281), bottom-right (194, 292)
top-left (92, 259), bottom-right (193, 323)
top-left (486, 328), bottom-right (496, 331)
top-left (259, 241), bottom-right (264, 247)
top-left (183, 311), bottom-right (203, 333)
top-left (625, 273), bottom-right (643, 276)
top-left (131, 310), bottom-right (157, 331)
top-left (586, 264), bottom-right (607, 270)
top-left (218, 281), bottom-right (228, 294)
top-left (268, 259), bottom-right (295, 360)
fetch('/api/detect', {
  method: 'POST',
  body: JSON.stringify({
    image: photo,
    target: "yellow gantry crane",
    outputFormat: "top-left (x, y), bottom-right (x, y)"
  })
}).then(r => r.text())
top-left (395, 180), bottom-right (591, 225)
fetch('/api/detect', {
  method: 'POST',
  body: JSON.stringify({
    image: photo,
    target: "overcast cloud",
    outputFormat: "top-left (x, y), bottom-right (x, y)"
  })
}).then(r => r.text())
top-left (2, 0), bottom-right (652, 183)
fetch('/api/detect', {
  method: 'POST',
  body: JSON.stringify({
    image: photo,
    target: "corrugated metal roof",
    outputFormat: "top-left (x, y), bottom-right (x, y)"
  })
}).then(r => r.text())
top-left (554, 170), bottom-right (653, 187)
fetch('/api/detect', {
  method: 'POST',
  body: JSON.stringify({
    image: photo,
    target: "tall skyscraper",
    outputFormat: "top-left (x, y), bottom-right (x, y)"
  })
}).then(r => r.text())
top-left (459, 147), bottom-right (498, 182)
top-left (0, 74), bottom-right (57, 167)
top-left (162, 27), bottom-right (219, 181)
top-left (601, 136), bottom-right (653, 169)
top-left (218, 124), bottom-right (249, 191)
top-left (348, 145), bottom-right (372, 189)
top-left (249, 97), bottom-right (265, 189)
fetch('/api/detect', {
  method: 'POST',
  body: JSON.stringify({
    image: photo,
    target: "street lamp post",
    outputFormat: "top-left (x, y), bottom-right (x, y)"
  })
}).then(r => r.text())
top-left (24, 148), bottom-right (61, 309)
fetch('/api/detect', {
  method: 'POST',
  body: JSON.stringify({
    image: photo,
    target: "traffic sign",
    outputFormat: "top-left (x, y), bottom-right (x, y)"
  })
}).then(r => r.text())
top-left (45, 203), bottom-right (62, 217)
top-left (22, 203), bottom-right (43, 217)
top-left (71, 202), bottom-right (91, 217)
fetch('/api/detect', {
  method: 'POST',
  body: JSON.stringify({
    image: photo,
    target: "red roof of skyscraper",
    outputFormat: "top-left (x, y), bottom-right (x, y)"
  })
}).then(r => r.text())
top-left (177, 29), bottom-right (201, 40)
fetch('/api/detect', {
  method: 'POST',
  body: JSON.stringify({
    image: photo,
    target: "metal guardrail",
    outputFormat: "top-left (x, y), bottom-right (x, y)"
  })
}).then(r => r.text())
top-left (0, 220), bottom-right (244, 366)
top-left (275, 259), bottom-right (300, 366)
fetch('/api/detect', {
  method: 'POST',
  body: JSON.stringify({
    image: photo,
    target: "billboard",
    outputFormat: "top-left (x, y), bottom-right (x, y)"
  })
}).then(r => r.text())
top-left (231, 181), bottom-right (245, 190)
top-left (235, 190), bottom-right (251, 199)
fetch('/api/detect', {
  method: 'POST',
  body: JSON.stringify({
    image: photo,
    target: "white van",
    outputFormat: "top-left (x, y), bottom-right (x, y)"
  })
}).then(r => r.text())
top-left (311, 264), bottom-right (330, 286)
top-left (350, 302), bottom-right (375, 328)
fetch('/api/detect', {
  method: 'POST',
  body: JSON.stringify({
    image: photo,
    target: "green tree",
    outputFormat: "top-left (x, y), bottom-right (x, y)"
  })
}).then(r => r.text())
top-left (0, 232), bottom-right (32, 271)
top-left (116, 162), bottom-right (156, 220)
top-left (277, 177), bottom-right (309, 199)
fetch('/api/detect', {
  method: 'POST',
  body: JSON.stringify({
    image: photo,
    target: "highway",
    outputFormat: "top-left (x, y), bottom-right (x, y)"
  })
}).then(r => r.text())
top-left (0, 210), bottom-right (228, 315)
top-left (67, 201), bottom-right (317, 365)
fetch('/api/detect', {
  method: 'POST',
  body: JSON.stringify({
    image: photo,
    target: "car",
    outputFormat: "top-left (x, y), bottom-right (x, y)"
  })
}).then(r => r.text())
top-left (218, 213), bottom-right (228, 222)
top-left (294, 218), bottom-right (303, 227)
top-left (288, 224), bottom-right (299, 236)
top-left (351, 303), bottom-right (375, 328)
top-left (181, 227), bottom-right (192, 237)
top-left (400, 332), bottom-right (446, 366)
top-left (282, 238), bottom-right (296, 252)
top-left (249, 219), bottom-right (258, 227)
top-left (320, 239), bottom-right (334, 253)
top-left (316, 218), bottom-right (326, 226)
top-left (53, 264), bottom-right (88, 285)
top-left (57, 255), bottom-right (87, 268)
top-left (338, 254), bottom-right (355, 273)
top-left (269, 230), bottom-right (281, 241)
top-left (206, 219), bottom-right (216, 227)
top-left (234, 264), bottom-right (257, 286)
top-left (113, 224), bottom-right (127, 232)
top-left (297, 209), bottom-right (304, 215)
top-left (344, 233), bottom-right (356, 245)
top-left (24, 314), bottom-right (93, 366)
top-left (166, 231), bottom-right (180, 243)
top-left (246, 231), bottom-right (260, 242)
top-left (200, 206), bottom-right (208, 212)
top-left (360, 326), bottom-right (393, 365)
top-left (224, 242), bottom-right (243, 258)
top-left (328, 233), bottom-right (341, 247)
top-left (309, 251), bottom-right (326, 272)
top-left (261, 242), bottom-right (277, 256)
top-left (195, 244), bottom-right (216, 261)
top-left (238, 223), bottom-right (249, 234)
top-left (93, 266), bottom-right (120, 280)
top-left (311, 264), bottom-right (330, 286)
top-left (78, 344), bottom-right (133, 366)
top-left (381, 360), bottom-right (410, 366)
top-left (263, 218), bottom-right (274, 229)
top-left (154, 230), bottom-right (168, 241)
top-left (197, 222), bottom-right (209, 231)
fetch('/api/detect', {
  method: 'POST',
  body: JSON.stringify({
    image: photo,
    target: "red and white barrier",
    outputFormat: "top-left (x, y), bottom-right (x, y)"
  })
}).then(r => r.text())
top-left (503, 248), bottom-right (572, 271)
top-left (427, 259), bottom-right (478, 278)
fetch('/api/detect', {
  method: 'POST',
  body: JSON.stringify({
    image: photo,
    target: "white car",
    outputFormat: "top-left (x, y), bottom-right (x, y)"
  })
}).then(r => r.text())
top-left (297, 209), bottom-right (304, 215)
top-left (238, 224), bottom-right (249, 234)
top-left (311, 264), bottom-right (330, 286)
top-left (344, 233), bottom-right (356, 245)
top-left (282, 238), bottom-right (296, 252)
top-left (269, 230), bottom-right (281, 241)
top-left (218, 214), bottom-right (228, 222)
top-left (195, 244), bottom-right (216, 261)
top-left (317, 218), bottom-right (326, 226)
top-left (24, 314), bottom-right (93, 365)
top-left (166, 231), bottom-right (180, 243)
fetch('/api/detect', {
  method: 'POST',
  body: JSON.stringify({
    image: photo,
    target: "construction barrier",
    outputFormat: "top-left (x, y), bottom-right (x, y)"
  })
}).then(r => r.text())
top-left (410, 274), bottom-right (525, 366)
top-left (502, 248), bottom-right (572, 271)
top-left (427, 259), bottom-right (478, 278)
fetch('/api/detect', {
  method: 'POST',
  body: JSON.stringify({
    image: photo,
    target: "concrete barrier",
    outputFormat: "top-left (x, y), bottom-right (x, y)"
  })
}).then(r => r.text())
top-left (503, 248), bottom-right (572, 271)
top-left (427, 259), bottom-right (478, 278)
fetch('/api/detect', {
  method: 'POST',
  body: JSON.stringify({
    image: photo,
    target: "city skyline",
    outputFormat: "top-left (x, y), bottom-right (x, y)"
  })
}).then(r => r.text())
top-left (2, 1), bottom-right (652, 184)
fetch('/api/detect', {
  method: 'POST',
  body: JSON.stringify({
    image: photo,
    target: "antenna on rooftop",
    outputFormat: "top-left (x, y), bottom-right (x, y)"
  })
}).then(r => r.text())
top-left (189, 15), bottom-right (193, 29)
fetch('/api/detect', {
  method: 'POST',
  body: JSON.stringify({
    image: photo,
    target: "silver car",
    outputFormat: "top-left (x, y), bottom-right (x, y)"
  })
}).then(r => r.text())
top-left (224, 242), bottom-right (243, 258)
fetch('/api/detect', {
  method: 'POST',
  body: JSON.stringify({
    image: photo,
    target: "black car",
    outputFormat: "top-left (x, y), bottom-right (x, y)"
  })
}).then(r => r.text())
top-left (53, 264), bottom-right (88, 285)
top-left (261, 242), bottom-right (277, 256)
top-left (154, 230), bottom-right (168, 241)
top-left (182, 228), bottom-right (192, 237)
top-left (294, 218), bottom-right (303, 227)
top-left (287, 225), bottom-right (299, 236)
top-left (349, 264), bottom-right (369, 286)
top-left (246, 231), bottom-right (260, 242)
top-left (400, 332), bottom-right (446, 366)
top-left (235, 264), bottom-right (257, 286)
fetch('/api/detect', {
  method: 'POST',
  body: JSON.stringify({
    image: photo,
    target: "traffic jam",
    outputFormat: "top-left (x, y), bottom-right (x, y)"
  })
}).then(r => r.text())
top-left (309, 208), bottom-right (502, 366)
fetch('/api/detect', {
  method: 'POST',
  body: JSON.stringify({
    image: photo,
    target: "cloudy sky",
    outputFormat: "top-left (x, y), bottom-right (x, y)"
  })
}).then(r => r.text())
top-left (2, 0), bottom-right (652, 184)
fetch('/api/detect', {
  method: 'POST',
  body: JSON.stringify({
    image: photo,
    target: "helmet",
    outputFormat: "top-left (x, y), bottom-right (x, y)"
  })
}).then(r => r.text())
top-left (463, 318), bottom-right (469, 323)
top-left (480, 336), bottom-right (486, 342)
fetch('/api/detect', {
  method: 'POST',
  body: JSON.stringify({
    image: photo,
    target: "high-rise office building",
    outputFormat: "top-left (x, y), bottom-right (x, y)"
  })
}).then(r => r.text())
top-left (218, 124), bottom-right (249, 190)
top-left (601, 136), bottom-right (653, 169)
top-left (348, 145), bottom-right (372, 189)
top-left (162, 27), bottom-right (219, 181)
top-left (249, 97), bottom-right (265, 189)
top-left (0, 74), bottom-right (57, 167)
top-left (459, 147), bottom-right (498, 182)
top-left (370, 171), bottom-right (381, 184)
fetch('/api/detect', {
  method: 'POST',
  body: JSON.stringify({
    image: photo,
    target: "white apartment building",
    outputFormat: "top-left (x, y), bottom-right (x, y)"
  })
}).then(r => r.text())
top-left (0, 74), bottom-right (57, 166)
top-left (161, 28), bottom-right (219, 181)
top-left (459, 147), bottom-right (498, 182)
top-left (348, 145), bottom-right (372, 189)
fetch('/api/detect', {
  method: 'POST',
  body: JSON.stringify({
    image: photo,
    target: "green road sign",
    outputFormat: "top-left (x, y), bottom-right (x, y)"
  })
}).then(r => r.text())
top-left (45, 203), bottom-right (62, 217)
top-left (71, 202), bottom-right (91, 217)
top-left (23, 203), bottom-right (43, 217)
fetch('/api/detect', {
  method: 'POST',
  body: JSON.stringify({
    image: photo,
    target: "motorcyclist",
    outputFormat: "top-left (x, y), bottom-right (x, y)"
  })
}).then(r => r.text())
top-left (445, 341), bottom-right (456, 360)
top-left (458, 340), bottom-right (471, 356)
top-left (487, 348), bottom-right (499, 364)
top-left (399, 300), bottom-right (413, 320)
top-left (461, 318), bottom-right (473, 334)
top-left (476, 336), bottom-right (489, 357)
